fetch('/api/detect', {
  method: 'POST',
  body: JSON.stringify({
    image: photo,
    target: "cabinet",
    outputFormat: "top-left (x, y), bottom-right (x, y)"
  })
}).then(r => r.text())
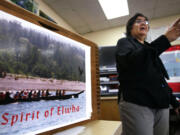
top-left (100, 70), bottom-right (119, 96)
top-left (100, 97), bottom-right (121, 121)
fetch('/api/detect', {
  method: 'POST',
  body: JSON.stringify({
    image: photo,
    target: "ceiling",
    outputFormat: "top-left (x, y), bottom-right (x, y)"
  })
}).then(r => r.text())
top-left (43, 0), bottom-right (180, 34)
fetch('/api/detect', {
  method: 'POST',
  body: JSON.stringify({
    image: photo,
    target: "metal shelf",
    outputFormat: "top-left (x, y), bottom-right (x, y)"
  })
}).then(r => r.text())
top-left (100, 71), bottom-right (117, 75)
top-left (100, 81), bottom-right (119, 85)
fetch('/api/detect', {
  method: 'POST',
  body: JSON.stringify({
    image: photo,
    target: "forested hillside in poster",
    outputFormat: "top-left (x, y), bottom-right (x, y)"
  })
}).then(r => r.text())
top-left (0, 19), bottom-right (85, 81)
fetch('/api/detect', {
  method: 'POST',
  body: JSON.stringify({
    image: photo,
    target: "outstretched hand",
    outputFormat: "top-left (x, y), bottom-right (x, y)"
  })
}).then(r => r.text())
top-left (165, 18), bottom-right (180, 42)
top-left (174, 106), bottom-right (180, 116)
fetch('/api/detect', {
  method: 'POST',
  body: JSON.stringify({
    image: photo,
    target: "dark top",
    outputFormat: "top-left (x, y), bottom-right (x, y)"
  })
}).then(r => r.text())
top-left (116, 35), bottom-right (180, 109)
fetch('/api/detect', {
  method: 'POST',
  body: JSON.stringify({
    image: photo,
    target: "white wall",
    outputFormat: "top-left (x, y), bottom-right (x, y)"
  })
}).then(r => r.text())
top-left (82, 14), bottom-right (180, 46)
top-left (36, 0), bottom-right (77, 33)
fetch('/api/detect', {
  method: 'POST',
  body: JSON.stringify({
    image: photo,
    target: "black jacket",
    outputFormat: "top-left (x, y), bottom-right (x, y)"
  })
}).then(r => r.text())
top-left (116, 35), bottom-right (179, 108)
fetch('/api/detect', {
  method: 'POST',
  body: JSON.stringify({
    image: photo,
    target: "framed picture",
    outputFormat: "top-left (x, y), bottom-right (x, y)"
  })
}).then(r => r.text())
top-left (9, 0), bottom-right (39, 14)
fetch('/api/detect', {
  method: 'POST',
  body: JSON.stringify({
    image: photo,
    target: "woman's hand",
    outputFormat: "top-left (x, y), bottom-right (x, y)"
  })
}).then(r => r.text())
top-left (174, 106), bottom-right (180, 115)
top-left (165, 18), bottom-right (180, 42)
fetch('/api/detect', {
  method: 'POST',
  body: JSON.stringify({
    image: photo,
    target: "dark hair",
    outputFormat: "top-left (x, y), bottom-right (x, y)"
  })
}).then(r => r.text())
top-left (126, 13), bottom-right (149, 37)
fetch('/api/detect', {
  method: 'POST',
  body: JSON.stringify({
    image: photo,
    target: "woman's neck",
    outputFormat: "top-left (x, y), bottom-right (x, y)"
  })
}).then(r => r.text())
top-left (137, 37), bottom-right (145, 44)
top-left (132, 35), bottom-right (145, 44)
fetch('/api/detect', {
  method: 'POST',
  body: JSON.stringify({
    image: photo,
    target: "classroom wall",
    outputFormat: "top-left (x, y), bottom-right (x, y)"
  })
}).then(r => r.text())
top-left (82, 14), bottom-right (180, 46)
top-left (35, 0), bottom-right (77, 33)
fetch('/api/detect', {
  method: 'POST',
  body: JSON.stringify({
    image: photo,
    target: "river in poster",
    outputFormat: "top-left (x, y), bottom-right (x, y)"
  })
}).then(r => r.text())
top-left (0, 10), bottom-right (92, 135)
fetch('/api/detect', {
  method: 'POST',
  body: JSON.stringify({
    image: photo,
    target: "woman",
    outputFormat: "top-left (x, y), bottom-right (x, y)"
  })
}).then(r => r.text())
top-left (115, 13), bottom-right (180, 135)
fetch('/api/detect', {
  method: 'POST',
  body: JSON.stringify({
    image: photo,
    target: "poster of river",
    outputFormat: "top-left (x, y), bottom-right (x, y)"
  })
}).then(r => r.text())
top-left (0, 10), bottom-right (92, 135)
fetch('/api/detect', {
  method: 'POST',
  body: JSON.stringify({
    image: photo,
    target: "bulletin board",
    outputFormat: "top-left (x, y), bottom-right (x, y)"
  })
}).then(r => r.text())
top-left (0, 0), bottom-right (100, 135)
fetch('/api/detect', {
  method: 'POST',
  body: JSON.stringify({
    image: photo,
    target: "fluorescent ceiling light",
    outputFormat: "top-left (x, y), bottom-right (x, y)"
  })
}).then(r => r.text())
top-left (98, 0), bottom-right (129, 20)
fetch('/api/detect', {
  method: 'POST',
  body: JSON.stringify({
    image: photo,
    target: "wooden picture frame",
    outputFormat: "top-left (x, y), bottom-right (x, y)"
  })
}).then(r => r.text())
top-left (0, 0), bottom-right (100, 134)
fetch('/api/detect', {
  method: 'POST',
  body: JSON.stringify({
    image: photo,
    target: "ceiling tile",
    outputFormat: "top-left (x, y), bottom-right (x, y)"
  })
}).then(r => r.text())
top-left (156, 0), bottom-right (180, 7)
top-left (128, 0), bottom-right (156, 11)
top-left (108, 16), bottom-right (130, 28)
top-left (44, 0), bottom-right (70, 9)
top-left (56, 9), bottom-right (86, 27)
top-left (77, 8), bottom-right (106, 23)
top-left (154, 2), bottom-right (180, 18)
top-left (88, 21), bottom-right (110, 31)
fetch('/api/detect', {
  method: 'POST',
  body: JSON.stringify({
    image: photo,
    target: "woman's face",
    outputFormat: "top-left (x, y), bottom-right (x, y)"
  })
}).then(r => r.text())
top-left (131, 16), bottom-right (149, 40)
